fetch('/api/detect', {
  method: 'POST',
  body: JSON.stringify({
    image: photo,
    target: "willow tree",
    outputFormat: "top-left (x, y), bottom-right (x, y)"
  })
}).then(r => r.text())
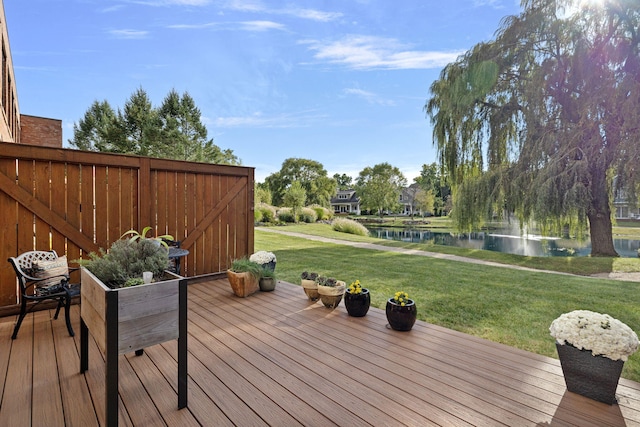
top-left (426, 0), bottom-right (640, 256)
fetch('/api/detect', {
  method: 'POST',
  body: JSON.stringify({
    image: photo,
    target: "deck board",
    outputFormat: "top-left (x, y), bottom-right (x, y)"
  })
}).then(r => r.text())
top-left (1, 279), bottom-right (640, 426)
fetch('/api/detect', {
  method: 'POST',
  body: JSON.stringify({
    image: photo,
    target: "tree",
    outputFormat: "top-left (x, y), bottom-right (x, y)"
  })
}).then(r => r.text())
top-left (333, 173), bottom-right (353, 190)
top-left (356, 163), bottom-right (406, 216)
top-left (265, 158), bottom-right (337, 207)
top-left (415, 188), bottom-right (435, 216)
top-left (283, 181), bottom-right (307, 223)
top-left (69, 88), bottom-right (240, 165)
top-left (426, 0), bottom-right (640, 256)
top-left (120, 87), bottom-right (162, 156)
top-left (414, 163), bottom-right (450, 216)
top-left (255, 183), bottom-right (272, 205)
top-left (69, 100), bottom-right (118, 152)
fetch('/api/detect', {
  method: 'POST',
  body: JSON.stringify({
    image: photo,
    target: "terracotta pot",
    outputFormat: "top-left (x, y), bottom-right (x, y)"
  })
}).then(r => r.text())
top-left (556, 343), bottom-right (624, 404)
top-left (385, 298), bottom-right (417, 331)
top-left (226, 270), bottom-right (259, 297)
top-left (344, 289), bottom-right (370, 317)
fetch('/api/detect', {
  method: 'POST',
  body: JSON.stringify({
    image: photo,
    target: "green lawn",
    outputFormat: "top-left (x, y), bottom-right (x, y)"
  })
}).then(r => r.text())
top-left (255, 227), bottom-right (640, 382)
top-left (266, 222), bottom-right (640, 276)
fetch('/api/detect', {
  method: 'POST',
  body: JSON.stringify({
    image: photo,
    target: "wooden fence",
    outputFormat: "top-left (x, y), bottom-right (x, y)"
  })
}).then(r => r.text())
top-left (0, 141), bottom-right (254, 313)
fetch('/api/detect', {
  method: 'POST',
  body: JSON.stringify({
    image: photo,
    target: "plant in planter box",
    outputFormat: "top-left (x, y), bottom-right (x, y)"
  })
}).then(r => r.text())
top-left (549, 310), bottom-right (639, 404)
top-left (79, 232), bottom-right (188, 424)
top-left (227, 258), bottom-right (262, 297)
top-left (316, 276), bottom-right (346, 309)
top-left (81, 238), bottom-right (171, 288)
top-left (300, 271), bottom-right (320, 301)
top-left (258, 266), bottom-right (277, 292)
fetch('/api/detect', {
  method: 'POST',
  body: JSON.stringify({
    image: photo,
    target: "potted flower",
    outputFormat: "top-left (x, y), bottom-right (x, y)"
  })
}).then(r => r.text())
top-left (300, 271), bottom-right (320, 301)
top-left (316, 276), bottom-right (346, 309)
top-left (344, 280), bottom-right (370, 317)
top-left (386, 291), bottom-right (417, 331)
top-left (258, 265), bottom-right (277, 292)
top-left (549, 310), bottom-right (639, 404)
top-left (249, 250), bottom-right (276, 271)
top-left (226, 258), bottom-right (262, 297)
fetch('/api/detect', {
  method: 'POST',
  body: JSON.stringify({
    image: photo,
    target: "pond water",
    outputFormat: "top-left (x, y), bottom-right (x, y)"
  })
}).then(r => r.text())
top-left (367, 227), bottom-right (640, 258)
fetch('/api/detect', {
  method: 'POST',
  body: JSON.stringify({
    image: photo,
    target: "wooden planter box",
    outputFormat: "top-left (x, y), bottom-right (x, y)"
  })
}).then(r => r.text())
top-left (80, 268), bottom-right (188, 427)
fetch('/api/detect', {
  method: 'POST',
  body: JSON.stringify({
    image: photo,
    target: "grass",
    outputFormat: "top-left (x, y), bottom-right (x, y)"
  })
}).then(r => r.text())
top-left (263, 222), bottom-right (640, 276)
top-left (255, 226), bottom-right (640, 382)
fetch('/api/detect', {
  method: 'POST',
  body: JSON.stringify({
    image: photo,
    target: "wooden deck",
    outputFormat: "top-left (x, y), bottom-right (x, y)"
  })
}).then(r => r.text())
top-left (1, 279), bottom-right (640, 426)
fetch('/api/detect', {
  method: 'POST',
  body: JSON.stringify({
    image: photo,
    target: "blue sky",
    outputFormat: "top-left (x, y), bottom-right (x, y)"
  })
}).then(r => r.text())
top-left (6, 0), bottom-right (521, 183)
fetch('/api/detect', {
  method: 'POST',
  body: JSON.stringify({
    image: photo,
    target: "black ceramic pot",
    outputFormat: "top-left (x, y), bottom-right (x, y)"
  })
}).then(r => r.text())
top-left (344, 289), bottom-right (370, 317)
top-left (385, 298), bottom-right (417, 331)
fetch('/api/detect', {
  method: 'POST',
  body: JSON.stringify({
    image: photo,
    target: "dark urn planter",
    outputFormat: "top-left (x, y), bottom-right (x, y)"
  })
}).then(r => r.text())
top-left (385, 298), bottom-right (417, 331)
top-left (259, 277), bottom-right (276, 292)
top-left (344, 289), bottom-right (370, 317)
top-left (556, 343), bottom-right (625, 405)
top-left (259, 260), bottom-right (276, 272)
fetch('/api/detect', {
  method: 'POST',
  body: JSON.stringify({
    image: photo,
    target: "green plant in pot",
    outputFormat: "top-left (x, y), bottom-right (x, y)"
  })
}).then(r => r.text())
top-left (316, 276), bottom-right (346, 309)
top-left (80, 238), bottom-right (171, 288)
top-left (301, 271), bottom-right (320, 301)
top-left (227, 257), bottom-right (262, 297)
top-left (121, 226), bottom-right (174, 248)
top-left (259, 266), bottom-right (277, 292)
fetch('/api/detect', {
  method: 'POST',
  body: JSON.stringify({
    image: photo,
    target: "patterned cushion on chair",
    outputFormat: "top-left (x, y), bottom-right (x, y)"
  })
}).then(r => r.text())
top-left (33, 255), bottom-right (69, 293)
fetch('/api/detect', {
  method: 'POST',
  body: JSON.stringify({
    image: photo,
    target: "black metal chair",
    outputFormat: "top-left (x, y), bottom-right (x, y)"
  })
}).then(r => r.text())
top-left (8, 250), bottom-right (80, 339)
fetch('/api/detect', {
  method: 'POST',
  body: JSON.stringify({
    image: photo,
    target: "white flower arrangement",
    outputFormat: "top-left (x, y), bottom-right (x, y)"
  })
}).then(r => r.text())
top-left (550, 310), bottom-right (639, 361)
top-left (249, 251), bottom-right (276, 265)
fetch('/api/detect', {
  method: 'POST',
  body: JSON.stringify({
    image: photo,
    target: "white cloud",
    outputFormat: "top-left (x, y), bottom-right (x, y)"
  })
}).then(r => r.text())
top-left (223, 1), bottom-right (341, 21)
top-left (343, 88), bottom-right (395, 106)
top-left (168, 20), bottom-right (284, 32)
top-left (128, 0), bottom-right (211, 6)
top-left (284, 8), bottom-right (342, 22)
top-left (101, 5), bottom-right (125, 12)
top-left (302, 35), bottom-right (463, 70)
top-left (239, 20), bottom-right (286, 31)
top-left (108, 29), bottom-right (149, 39)
top-left (212, 111), bottom-right (326, 128)
top-left (473, 0), bottom-right (505, 8)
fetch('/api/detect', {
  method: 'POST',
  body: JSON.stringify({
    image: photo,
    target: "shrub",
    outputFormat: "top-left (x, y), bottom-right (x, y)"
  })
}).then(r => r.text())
top-left (299, 207), bottom-right (318, 223)
top-left (332, 217), bottom-right (370, 236)
top-left (309, 204), bottom-right (333, 221)
top-left (277, 208), bottom-right (296, 223)
top-left (82, 239), bottom-right (170, 288)
top-left (255, 203), bottom-right (277, 223)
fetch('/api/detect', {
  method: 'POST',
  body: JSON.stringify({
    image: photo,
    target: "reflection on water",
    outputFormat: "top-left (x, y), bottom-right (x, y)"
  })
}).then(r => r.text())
top-left (367, 228), bottom-right (640, 258)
